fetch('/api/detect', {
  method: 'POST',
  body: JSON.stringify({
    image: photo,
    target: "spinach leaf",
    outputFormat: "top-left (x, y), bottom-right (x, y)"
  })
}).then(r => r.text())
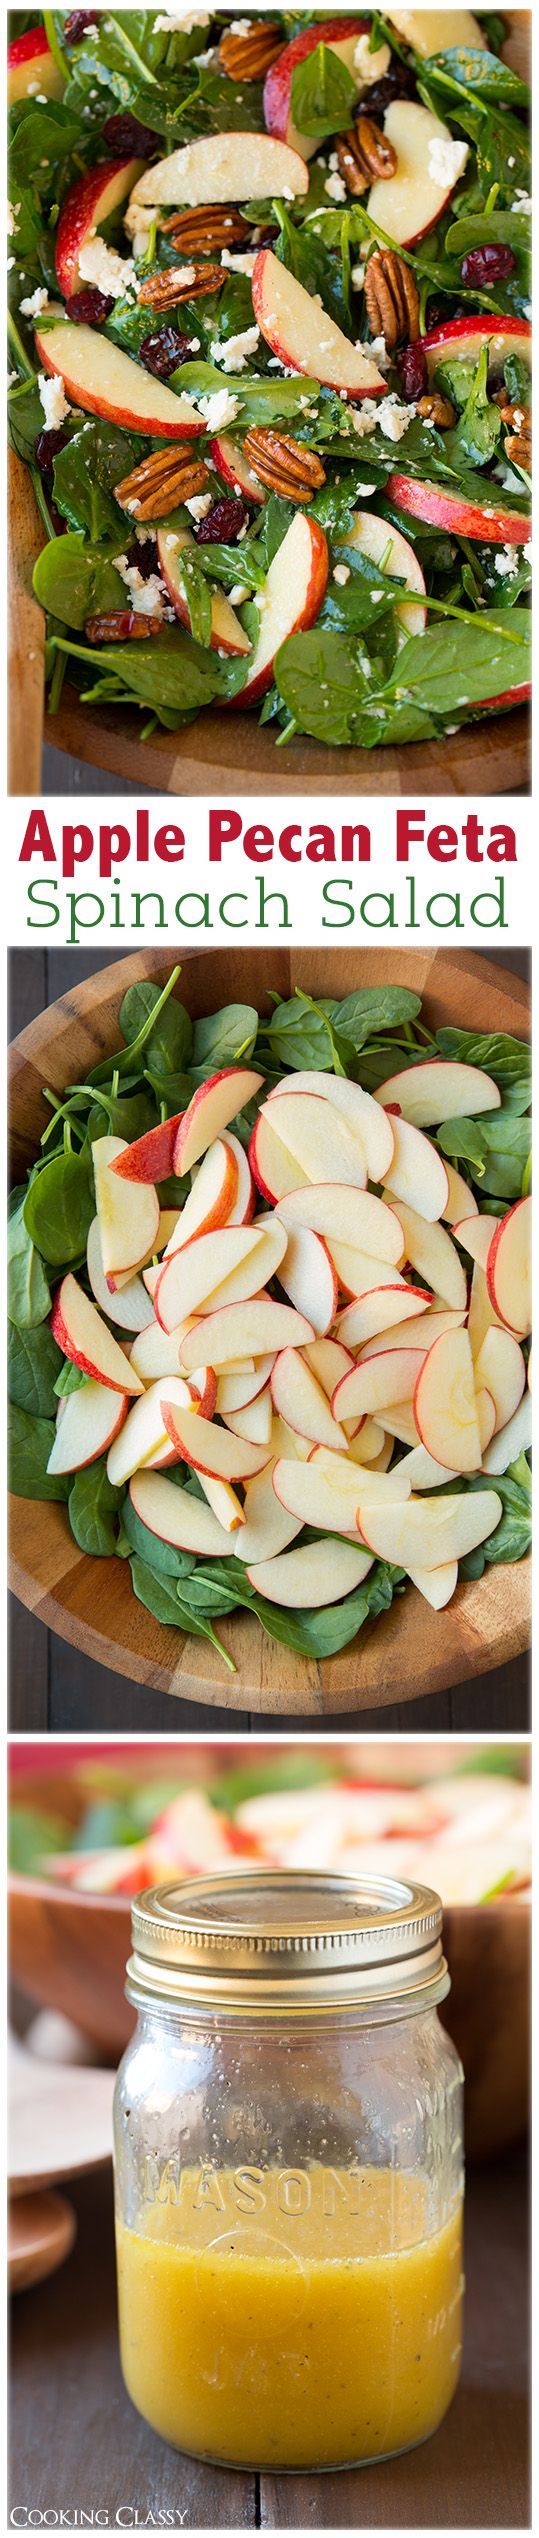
top-left (34, 534), bottom-right (126, 633)
top-left (130, 1555), bottom-right (234, 1666)
top-left (23, 1148), bottom-right (94, 1267)
top-left (192, 1004), bottom-right (259, 1073)
top-left (9, 100), bottom-right (80, 193)
top-left (68, 1458), bottom-right (125, 1558)
top-left (8, 1197), bottom-right (51, 1328)
top-left (446, 343), bottom-right (501, 469)
top-left (435, 1027), bottom-right (530, 1112)
top-left (424, 44), bottom-right (529, 109)
top-left (52, 628), bottom-right (245, 716)
top-left (8, 1402), bottom-right (69, 1503)
top-left (330, 987), bottom-right (423, 1046)
top-left (384, 610), bottom-right (531, 719)
top-left (460, 1462), bottom-right (531, 1576)
top-left (53, 420), bottom-right (146, 540)
top-left (176, 360), bottom-right (321, 428)
top-left (122, 1489), bottom-right (195, 1579)
top-left (260, 994), bottom-right (346, 1074)
top-left (290, 42), bottom-right (357, 140)
top-left (245, 1561), bottom-right (400, 1660)
top-left (118, 978), bottom-right (193, 1078)
top-left (8, 1318), bottom-right (63, 1419)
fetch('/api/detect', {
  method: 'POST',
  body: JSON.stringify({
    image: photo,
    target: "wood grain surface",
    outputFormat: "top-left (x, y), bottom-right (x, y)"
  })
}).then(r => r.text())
top-left (8, 449), bottom-right (46, 797)
top-left (9, 944), bottom-right (531, 1719)
top-left (9, 2152), bottom-right (529, 2528)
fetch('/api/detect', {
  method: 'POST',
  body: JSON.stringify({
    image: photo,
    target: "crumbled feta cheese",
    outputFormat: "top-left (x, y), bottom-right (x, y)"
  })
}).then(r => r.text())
top-left (325, 172), bottom-right (347, 204)
top-left (229, 17), bottom-right (254, 31)
top-left (154, 10), bottom-right (210, 31)
top-left (333, 563), bottom-right (350, 585)
top-left (7, 202), bottom-right (21, 236)
top-left (281, 188), bottom-right (295, 203)
top-left (7, 259), bottom-right (15, 272)
top-left (524, 540), bottom-right (532, 566)
top-left (116, 558), bottom-right (164, 614)
top-left (220, 249), bottom-right (257, 275)
top-left (494, 546), bottom-right (520, 579)
top-left (427, 134), bottom-right (468, 189)
top-left (20, 285), bottom-right (49, 318)
top-left (38, 371), bottom-right (71, 428)
top-left (351, 263), bottom-right (365, 290)
top-left (197, 389), bottom-right (240, 428)
top-left (229, 582), bottom-right (248, 604)
top-left (7, 369), bottom-right (17, 388)
top-left (78, 235), bottom-right (136, 300)
top-left (353, 394), bottom-right (416, 444)
top-left (511, 191), bottom-right (531, 215)
top-left (185, 491), bottom-right (213, 518)
top-left (368, 333), bottom-right (391, 376)
top-left (124, 201), bottom-right (155, 242)
top-left (212, 324), bottom-right (259, 372)
top-left (354, 34), bottom-right (390, 83)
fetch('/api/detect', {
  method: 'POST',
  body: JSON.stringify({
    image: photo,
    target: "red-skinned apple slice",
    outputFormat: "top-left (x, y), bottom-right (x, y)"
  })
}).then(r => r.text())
top-left (332, 1346), bottom-right (425, 1423)
top-left (276, 1183), bottom-right (403, 1262)
top-left (154, 1223), bottom-right (284, 1332)
top-left (419, 313), bottom-right (531, 388)
top-left (106, 1374), bottom-right (200, 1485)
top-left (414, 1327), bottom-right (482, 1472)
top-left (278, 1228), bottom-right (338, 1336)
top-left (303, 1337), bottom-right (355, 1398)
top-left (237, 1463), bottom-right (302, 1565)
top-left (359, 1306), bottom-right (465, 1361)
top-left (375, 1057), bottom-right (501, 1127)
top-left (56, 161), bottom-right (143, 299)
top-left (262, 1092), bottom-right (369, 1192)
top-left (273, 1452), bottom-right (411, 1537)
top-left (158, 526), bottom-right (251, 658)
top-left (86, 1218), bottom-right (155, 1334)
top-left (198, 1473), bottom-right (245, 1533)
top-left (221, 1134), bottom-right (255, 1226)
top-left (385, 1199), bottom-right (467, 1308)
top-left (358, 1490), bottom-right (502, 1570)
top-left (162, 1139), bottom-right (239, 1259)
top-left (130, 1319), bottom-right (215, 1403)
top-left (408, 1561), bottom-right (458, 1611)
top-left (34, 309), bottom-right (201, 438)
top-left (399, 1443), bottom-right (458, 1491)
top-left (475, 1387), bottom-right (497, 1454)
top-left (339, 511), bottom-right (426, 637)
top-left (387, 12), bottom-right (486, 55)
top-left (331, 1245), bottom-right (408, 1300)
top-left (93, 1135), bottom-right (160, 1278)
top-left (335, 1285), bottom-right (430, 1349)
top-left (482, 1393), bottom-right (532, 1476)
top-left (180, 1299), bottom-right (315, 1370)
top-left (252, 250), bottom-right (384, 398)
top-left (131, 131), bottom-right (310, 208)
top-left (173, 1067), bottom-right (263, 1178)
top-left (442, 1163), bottom-right (479, 1226)
top-left (387, 468), bottom-right (530, 547)
top-left (47, 1378), bottom-right (127, 1476)
top-left (8, 24), bottom-right (64, 104)
top-left (271, 1349), bottom-right (347, 1452)
top-left (382, 1116), bottom-right (449, 1223)
top-left (228, 512), bottom-right (329, 709)
top-left (249, 1112), bottom-right (310, 1205)
top-left (368, 102), bottom-right (470, 248)
top-left (486, 1197), bottom-right (531, 1338)
top-left (376, 1402), bottom-right (418, 1447)
top-left (208, 433), bottom-right (265, 506)
top-left (268, 1072), bottom-right (394, 1181)
top-left (224, 1386), bottom-right (273, 1450)
top-left (347, 1419), bottom-right (389, 1466)
top-left (453, 1213), bottom-right (501, 1270)
top-left (129, 1467), bottom-right (232, 1558)
top-left (263, 18), bottom-right (371, 160)
top-left (51, 1273), bottom-right (143, 1397)
top-left (246, 1538), bottom-right (373, 1608)
top-left (217, 1356), bottom-right (275, 1414)
top-left (474, 1326), bottom-right (526, 1431)
top-left (160, 1398), bottom-right (269, 1483)
top-left (468, 1260), bottom-right (501, 1362)
top-left (111, 1114), bottom-right (184, 1186)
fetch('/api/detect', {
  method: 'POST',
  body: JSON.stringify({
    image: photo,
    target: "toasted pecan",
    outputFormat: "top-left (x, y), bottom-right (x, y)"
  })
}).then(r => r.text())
top-left (114, 447), bottom-right (209, 521)
top-left (243, 428), bottom-right (326, 502)
top-left (499, 400), bottom-right (531, 472)
top-left (159, 205), bottom-right (252, 253)
top-left (364, 247), bottom-right (419, 347)
top-left (336, 117), bottom-right (397, 197)
top-left (137, 261), bottom-right (225, 311)
top-left (416, 390), bottom-right (455, 428)
top-left (85, 610), bottom-right (163, 641)
top-left (218, 22), bottom-right (284, 80)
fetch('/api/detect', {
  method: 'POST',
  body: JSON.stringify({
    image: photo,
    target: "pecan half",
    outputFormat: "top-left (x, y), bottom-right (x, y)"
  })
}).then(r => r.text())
top-left (160, 205), bottom-right (253, 253)
top-left (243, 428), bottom-right (326, 502)
top-left (336, 117), bottom-right (397, 197)
top-left (417, 390), bottom-right (455, 429)
top-left (500, 400), bottom-right (531, 472)
top-left (85, 610), bottom-right (162, 641)
top-left (218, 23), bottom-right (284, 80)
top-left (137, 262), bottom-right (225, 312)
top-left (365, 248), bottom-right (419, 348)
top-left (114, 447), bottom-right (209, 521)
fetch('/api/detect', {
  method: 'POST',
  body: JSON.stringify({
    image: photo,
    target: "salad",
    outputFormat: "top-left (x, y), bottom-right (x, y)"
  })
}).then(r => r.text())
top-left (8, 965), bottom-right (531, 1671)
top-left (8, 7), bottom-right (531, 756)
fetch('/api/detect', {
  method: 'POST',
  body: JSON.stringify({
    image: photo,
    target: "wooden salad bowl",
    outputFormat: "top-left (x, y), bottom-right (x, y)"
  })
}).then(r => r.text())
top-left (8, 11), bottom-right (530, 798)
top-left (8, 1773), bottom-right (530, 2156)
top-left (8, 944), bottom-right (531, 1716)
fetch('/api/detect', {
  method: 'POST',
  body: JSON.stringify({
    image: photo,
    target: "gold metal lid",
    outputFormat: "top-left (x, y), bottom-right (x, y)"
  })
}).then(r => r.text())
top-left (127, 1870), bottom-right (449, 2014)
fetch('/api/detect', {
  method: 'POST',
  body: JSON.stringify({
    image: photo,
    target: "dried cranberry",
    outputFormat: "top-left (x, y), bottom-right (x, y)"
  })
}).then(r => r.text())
top-left (139, 328), bottom-right (191, 380)
top-left (195, 498), bottom-right (250, 544)
top-left (64, 9), bottom-right (98, 42)
top-left (397, 343), bottom-right (428, 402)
top-left (461, 244), bottom-right (517, 286)
top-left (103, 111), bottom-right (158, 161)
top-left (357, 59), bottom-right (415, 117)
top-left (34, 426), bottom-right (71, 481)
top-left (66, 287), bottom-right (114, 326)
top-left (126, 537), bottom-right (159, 580)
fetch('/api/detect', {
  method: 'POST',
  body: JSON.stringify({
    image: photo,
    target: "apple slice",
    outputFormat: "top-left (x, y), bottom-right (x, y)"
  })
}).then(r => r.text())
top-left (263, 1092), bottom-right (369, 1191)
top-left (263, 18), bottom-right (371, 160)
top-left (86, 1218), bottom-right (155, 1334)
top-left (330, 1244), bottom-right (408, 1300)
top-left (273, 1452), bottom-right (411, 1537)
top-left (303, 1337), bottom-right (354, 1398)
top-left (399, 1444), bottom-right (458, 1491)
top-left (129, 1318), bottom-right (203, 1384)
top-left (339, 511), bottom-right (426, 637)
top-left (110, 1114), bottom-right (184, 1186)
top-left (419, 314), bottom-right (531, 390)
top-left (482, 1393), bottom-right (532, 1477)
top-left (486, 1198), bottom-right (531, 1339)
top-left (47, 1378), bottom-right (128, 1477)
top-left (198, 1473), bottom-right (245, 1534)
top-left (246, 1538), bottom-right (374, 1608)
top-left (276, 1183), bottom-right (403, 1262)
top-left (347, 1420), bottom-right (389, 1466)
top-left (106, 1374), bottom-right (198, 1486)
top-left (217, 1356), bottom-right (275, 1414)
top-left (34, 310), bottom-right (201, 439)
top-left (268, 1072), bottom-right (395, 1181)
top-left (249, 1111), bottom-right (310, 1205)
top-left (180, 1298), bottom-right (315, 1370)
top-left (50, 1273), bottom-right (143, 1397)
top-left (375, 1058), bottom-right (501, 1128)
top-left (333, 1346), bottom-right (425, 1423)
top-left (387, 468), bottom-right (530, 547)
top-left (386, 12), bottom-right (486, 55)
top-left (468, 1261), bottom-right (501, 1362)
top-left (453, 1214), bottom-right (502, 1270)
top-left (237, 1464), bottom-right (302, 1566)
top-left (443, 1164), bottom-right (479, 1227)
top-left (386, 1200), bottom-right (467, 1309)
top-left (382, 1117), bottom-right (449, 1223)
top-left (277, 1228), bottom-right (337, 1336)
top-left (368, 102), bottom-right (470, 249)
top-left (154, 1223), bottom-right (283, 1332)
top-left (173, 1067), bottom-right (263, 1178)
top-left (8, 24), bottom-right (64, 105)
top-left (56, 160), bottom-right (143, 299)
top-left (414, 1327), bottom-right (482, 1472)
top-left (131, 131), bottom-right (310, 208)
top-left (158, 527), bottom-right (251, 658)
top-left (229, 511), bottom-right (329, 709)
top-left (252, 251), bottom-right (384, 399)
top-left (335, 1284), bottom-right (430, 1349)
top-left (220, 1134), bottom-right (255, 1227)
top-left (209, 433), bottom-right (266, 506)
top-left (474, 1327), bottom-right (526, 1432)
top-left (358, 1490), bottom-right (502, 1570)
top-left (160, 1398), bottom-right (269, 1483)
top-left (130, 1468), bottom-right (232, 1558)
top-left (162, 1140), bottom-right (239, 1260)
top-left (408, 1562), bottom-right (458, 1611)
top-left (376, 1402), bottom-right (418, 1447)
top-left (224, 1387), bottom-right (273, 1450)
top-left (93, 1136), bottom-right (160, 1279)
top-left (475, 1387), bottom-right (497, 1455)
top-left (359, 1306), bottom-right (466, 1361)
top-left (271, 1349), bottom-right (347, 1452)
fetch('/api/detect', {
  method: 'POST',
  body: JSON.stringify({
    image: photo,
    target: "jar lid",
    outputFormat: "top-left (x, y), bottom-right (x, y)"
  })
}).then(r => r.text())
top-left (127, 1870), bottom-right (449, 2014)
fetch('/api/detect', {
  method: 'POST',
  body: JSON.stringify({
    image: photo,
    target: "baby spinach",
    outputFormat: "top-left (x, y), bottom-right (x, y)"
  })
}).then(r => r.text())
top-left (8, 1402), bottom-right (70, 1503)
top-left (460, 1462), bottom-right (531, 1577)
top-left (33, 535), bottom-right (126, 634)
top-left (68, 1458), bottom-right (125, 1560)
top-left (23, 1148), bottom-right (94, 1267)
top-left (290, 43), bottom-right (357, 140)
top-left (435, 1027), bottom-right (531, 1113)
top-left (192, 1004), bottom-right (259, 1074)
top-left (52, 420), bottom-right (146, 541)
top-left (8, 1196), bottom-right (51, 1330)
top-left (8, 1318), bottom-right (63, 1420)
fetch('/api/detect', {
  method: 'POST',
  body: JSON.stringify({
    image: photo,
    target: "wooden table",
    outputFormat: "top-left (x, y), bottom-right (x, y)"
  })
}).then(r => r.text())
top-left (10, 2151), bottom-right (529, 2528)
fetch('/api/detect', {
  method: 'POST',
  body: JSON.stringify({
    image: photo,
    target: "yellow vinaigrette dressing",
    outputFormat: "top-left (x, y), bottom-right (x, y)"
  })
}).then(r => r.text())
top-left (116, 2164), bottom-right (463, 2469)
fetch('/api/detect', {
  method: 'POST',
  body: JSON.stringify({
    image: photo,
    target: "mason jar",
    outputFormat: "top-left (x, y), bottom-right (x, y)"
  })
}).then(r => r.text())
top-left (113, 1870), bottom-right (464, 2472)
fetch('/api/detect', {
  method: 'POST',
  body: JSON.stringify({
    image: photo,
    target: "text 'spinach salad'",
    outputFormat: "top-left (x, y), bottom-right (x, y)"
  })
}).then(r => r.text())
top-left (8, 8), bottom-right (531, 754)
top-left (8, 970), bottom-right (531, 1669)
